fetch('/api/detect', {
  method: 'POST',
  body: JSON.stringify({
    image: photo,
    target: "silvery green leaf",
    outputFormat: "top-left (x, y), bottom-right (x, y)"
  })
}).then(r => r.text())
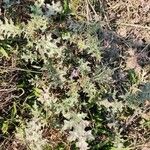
top-left (45, 1), bottom-right (62, 17)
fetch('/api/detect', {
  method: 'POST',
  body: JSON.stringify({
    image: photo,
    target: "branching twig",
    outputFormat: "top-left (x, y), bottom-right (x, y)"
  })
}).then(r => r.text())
top-left (87, 0), bottom-right (98, 17)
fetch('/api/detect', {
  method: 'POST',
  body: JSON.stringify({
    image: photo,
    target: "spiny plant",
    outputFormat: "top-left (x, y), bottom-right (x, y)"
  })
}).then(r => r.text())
top-left (0, 1), bottom-right (104, 149)
top-left (0, 0), bottom-right (149, 150)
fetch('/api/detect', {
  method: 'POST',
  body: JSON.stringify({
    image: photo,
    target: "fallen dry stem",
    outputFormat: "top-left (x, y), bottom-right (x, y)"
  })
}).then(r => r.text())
top-left (116, 22), bottom-right (150, 30)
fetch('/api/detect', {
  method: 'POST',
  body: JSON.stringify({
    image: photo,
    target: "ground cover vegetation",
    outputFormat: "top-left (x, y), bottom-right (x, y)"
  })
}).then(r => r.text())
top-left (0, 0), bottom-right (150, 150)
